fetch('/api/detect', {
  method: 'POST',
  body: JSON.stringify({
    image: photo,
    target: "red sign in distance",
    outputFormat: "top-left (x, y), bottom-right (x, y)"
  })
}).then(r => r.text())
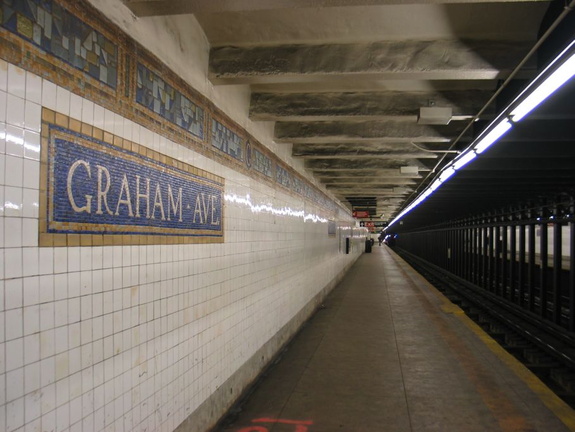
top-left (353, 211), bottom-right (370, 218)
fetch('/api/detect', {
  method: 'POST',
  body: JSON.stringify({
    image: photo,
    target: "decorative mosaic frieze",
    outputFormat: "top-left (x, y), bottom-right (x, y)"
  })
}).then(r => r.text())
top-left (40, 110), bottom-right (224, 246)
top-left (0, 0), bottom-right (339, 220)
top-left (292, 177), bottom-right (304, 195)
top-left (0, 0), bottom-right (118, 88)
top-left (253, 148), bottom-right (273, 177)
top-left (276, 165), bottom-right (292, 189)
top-left (211, 119), bottom-right (242, 161)
top-left (136, 63), bottom-right (205, 139)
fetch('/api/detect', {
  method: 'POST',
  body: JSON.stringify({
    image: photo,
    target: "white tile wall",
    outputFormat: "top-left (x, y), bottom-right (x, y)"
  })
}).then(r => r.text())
top-left (0, 60), bottom-right (361, 432)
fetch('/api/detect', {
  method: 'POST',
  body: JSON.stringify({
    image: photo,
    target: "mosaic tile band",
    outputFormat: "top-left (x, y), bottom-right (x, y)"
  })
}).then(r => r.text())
top-left (0, 0), bottom-right (118, 88)
top-left (0, 0), bottom-right (340, 232)
top-left (136, 62), bottom-right (205, 139)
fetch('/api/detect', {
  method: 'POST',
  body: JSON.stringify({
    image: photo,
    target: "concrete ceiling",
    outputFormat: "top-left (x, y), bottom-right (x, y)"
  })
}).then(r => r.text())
top-left (123, 0), bottom-right (570, 224)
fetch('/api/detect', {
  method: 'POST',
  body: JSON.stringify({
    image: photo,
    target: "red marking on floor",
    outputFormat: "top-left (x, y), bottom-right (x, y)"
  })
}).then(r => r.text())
top-left (237, 418), bottom-right (314, 432)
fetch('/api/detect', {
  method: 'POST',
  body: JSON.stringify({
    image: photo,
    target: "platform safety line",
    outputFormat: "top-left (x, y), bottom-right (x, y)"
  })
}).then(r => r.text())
top-left (397, 256), bottom-right (575, 432)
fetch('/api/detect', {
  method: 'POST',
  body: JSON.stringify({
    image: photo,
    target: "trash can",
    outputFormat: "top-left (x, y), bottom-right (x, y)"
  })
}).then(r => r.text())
top-left (365, 239), bottom-right (372, 253)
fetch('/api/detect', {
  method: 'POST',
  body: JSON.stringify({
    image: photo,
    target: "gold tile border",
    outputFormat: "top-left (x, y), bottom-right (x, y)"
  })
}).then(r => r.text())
top-left (39, 109), bottom-right (225, 247)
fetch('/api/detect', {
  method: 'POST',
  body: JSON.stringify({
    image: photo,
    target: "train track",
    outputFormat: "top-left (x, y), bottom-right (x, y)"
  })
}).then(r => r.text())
top-left (395, 248), bottom-right (575, 408)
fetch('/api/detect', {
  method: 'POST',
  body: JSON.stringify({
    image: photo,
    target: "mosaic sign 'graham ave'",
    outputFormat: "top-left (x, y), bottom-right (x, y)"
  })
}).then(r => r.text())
top-left (40, 112), bottom-right (225, 246)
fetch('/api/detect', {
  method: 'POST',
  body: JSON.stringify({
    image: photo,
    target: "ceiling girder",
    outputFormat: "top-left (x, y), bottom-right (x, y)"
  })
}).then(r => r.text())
top-left (123, 0), bottom-right (550, 17)
top-left (304, 158), bottom-right (436, 171)
top-left (275, 120), bottom-right (470, 143)
top-left (313, 169), bottom-right (423, 178)
top-left (249, 90), bottom-right (494, 121)
top-left (322, 179), bottom-right (418, 185)
top-left (209, 40), bottom-right (535, 85)
top-left (292, 149), bottom-right (438, 159)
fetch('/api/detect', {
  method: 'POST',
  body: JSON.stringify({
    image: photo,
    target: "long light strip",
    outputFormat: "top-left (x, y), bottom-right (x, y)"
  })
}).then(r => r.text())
top-left (452, 151), bottom-right (477, 170)
top-left (385, 39), bottom-right (575, 231)
top-left (510, 49), bottom-right (575, 122)
top-left (474, 119), bottom-right (512, 154)
top-left (438, 166), bottom-right (456, 182)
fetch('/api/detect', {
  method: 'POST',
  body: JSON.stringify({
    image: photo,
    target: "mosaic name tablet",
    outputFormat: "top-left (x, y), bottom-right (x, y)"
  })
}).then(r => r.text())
top-left (40, 114), bottom-right (224, 246)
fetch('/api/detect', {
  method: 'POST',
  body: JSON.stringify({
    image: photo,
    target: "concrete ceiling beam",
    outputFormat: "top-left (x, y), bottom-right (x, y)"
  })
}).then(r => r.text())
top-left (323, 181), bottom-right (418, 188)
top-left (293, 150), bottom-right (437, 159)
top-left (250, 90), bottom-right (494, 121)
top-left (304, 158), bottom-right (433, 170)
top-left (292, 142), bottom-right (444, 158)
top-left (124, 0), bottom-right (549, 17)
top-left (311, 169), bottom-right (423, 177)
top-left (323, 180), bottom-right (419, 186)
top-left (330, 189), bottom-right (413, 195)
top-left (275, 120), bottom-right (468, 143)
top-left (209, 40), bottom-right (533, 84)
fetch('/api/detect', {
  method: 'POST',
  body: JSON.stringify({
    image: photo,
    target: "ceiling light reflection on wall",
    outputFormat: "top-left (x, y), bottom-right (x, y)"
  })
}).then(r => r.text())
top-left (224, 193), bottom-right (328, 223)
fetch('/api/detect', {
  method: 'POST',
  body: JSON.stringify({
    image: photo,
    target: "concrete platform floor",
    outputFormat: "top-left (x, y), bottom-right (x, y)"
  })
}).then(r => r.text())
top-left (215, 246), bottom-right (575, 432)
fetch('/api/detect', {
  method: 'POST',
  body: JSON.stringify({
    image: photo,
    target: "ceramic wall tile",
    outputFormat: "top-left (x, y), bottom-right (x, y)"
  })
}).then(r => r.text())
top-left (7, 64), bottom-right (26, 99)
top-left (25, 72), bottom-right (42, 106)
top-left (0, 3), bottom-right (358, 430)
top-left (5, 125), bottom-right (24, 158)
top-left (0, 91), bottom-right (6, 124)
top-left (6, 94), bottom-right (25, 128)
top-left (0, 59), bottom-right (7, 92)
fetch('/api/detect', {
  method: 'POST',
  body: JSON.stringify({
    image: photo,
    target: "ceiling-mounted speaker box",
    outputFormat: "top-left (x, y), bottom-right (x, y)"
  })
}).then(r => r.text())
top-left (400, 166), bottom-right (419, 175)
top-left (418, 107), bottom-right (452, 125)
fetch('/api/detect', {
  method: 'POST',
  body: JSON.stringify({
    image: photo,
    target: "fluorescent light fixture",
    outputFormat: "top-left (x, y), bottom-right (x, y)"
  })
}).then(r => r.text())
top-left (510, 51), bottom-right (575, 122)
top-left (429, 178), bottom-right (443, 191)
top-left (439, 167), bottom-right (455, 182)
top-left (474, 119), bottom-right (512, 154)
top-left (453, 151), bottom-right (477, 170)
top-left (385, 39), bottom-right (575, 231)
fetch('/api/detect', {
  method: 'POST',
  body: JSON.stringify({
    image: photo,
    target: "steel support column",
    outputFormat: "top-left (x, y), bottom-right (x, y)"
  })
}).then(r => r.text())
top-left (509, 223), bottom-right (517, 302)
top-left (540, 220), bottom-right (548, 318)
top-left (518, 223), bottom-right (526, 307)
top-left (502, 223), bottom-right (508, 299)
top-left (495, 225), bottom-right (501, 295)
top-left (552, 216), bottom-right (562, 324)
top-left (528, 223), bottom-right (536, 312)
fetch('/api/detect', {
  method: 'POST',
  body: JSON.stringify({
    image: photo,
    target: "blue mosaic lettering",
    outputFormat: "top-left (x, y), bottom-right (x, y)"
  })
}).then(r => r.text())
top-left (49, 134), bottom-right (223, 236)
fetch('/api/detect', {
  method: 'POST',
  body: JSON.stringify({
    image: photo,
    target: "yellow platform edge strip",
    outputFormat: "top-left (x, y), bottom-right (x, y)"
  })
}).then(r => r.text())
top-left (409, 267), bottom-right (575, 431)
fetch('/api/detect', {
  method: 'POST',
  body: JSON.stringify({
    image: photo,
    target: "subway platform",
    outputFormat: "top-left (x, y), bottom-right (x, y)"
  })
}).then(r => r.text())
top-left (215, 245), bottom-right (575, 432)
